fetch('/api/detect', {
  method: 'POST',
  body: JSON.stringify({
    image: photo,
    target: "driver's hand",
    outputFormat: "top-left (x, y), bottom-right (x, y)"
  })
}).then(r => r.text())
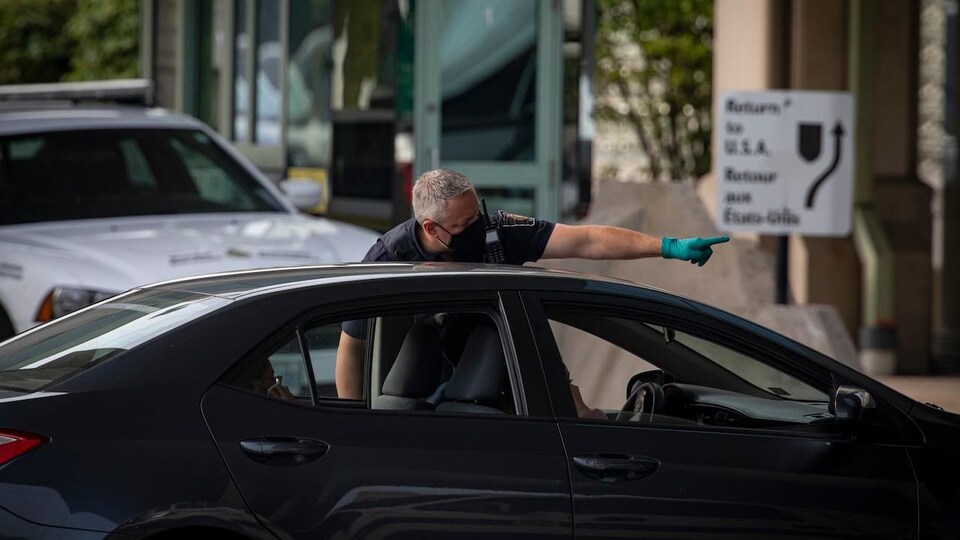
top-left (570, 383), bottom-right (606, 420)
top-left (268, 378), bottom-right (296, 400)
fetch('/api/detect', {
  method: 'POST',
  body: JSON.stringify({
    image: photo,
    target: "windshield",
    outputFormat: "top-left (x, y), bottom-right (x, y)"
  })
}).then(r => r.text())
top-left (0, 128), bottom-right (286, 224)
top-left (0, 288), bottom-right (230, 392)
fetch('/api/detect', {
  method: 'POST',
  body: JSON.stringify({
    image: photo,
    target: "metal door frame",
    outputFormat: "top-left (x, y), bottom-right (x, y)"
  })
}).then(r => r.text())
top-left (414, 0), bottom-right (563, 220)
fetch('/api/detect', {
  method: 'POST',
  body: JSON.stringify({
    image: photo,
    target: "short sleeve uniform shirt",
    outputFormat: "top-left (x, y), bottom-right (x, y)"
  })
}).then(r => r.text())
top-left (361, 211), bottom-right (554, 265)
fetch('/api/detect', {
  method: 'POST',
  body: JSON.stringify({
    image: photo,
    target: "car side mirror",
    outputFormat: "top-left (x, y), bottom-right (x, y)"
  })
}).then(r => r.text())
top-left (833, 385), bottom-right (877, 423)
top-left (279, 178), bottom-right (325, 211)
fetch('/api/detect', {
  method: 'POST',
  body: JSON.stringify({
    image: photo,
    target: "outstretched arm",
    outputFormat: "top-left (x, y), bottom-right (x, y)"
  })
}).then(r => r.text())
top-left (542, 223), bottom-right (729, 266)
top-left (542, 224), bottom-right (661, 260)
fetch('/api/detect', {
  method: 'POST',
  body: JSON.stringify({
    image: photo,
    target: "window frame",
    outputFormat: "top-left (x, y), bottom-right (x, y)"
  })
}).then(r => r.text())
top-left (219, 289), bottom-right (551, 418)
top-left (234, 0), bottom-right (286, 169)
top-left (519, 290), bottom-right (886, 439)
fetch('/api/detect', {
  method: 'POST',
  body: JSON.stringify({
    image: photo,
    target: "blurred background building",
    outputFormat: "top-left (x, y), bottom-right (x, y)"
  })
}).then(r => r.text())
top-left (707, 0), bottom-right (958, 375)
top-left (141, 0), bottom-right (595, 230)
top-left (0, 0), bottom-right (956, 377)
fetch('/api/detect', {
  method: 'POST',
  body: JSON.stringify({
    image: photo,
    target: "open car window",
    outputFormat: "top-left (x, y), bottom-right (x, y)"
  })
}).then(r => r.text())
top-left (222, 307), bottom-right (520, 416)
top-left (546, 308), bottom-right (835, 433)
top-left (669, 330), bottom-right (827, 402)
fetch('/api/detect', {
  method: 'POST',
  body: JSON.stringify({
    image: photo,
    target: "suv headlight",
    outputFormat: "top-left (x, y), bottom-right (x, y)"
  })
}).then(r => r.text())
top-left (35, 287), bottom-right (117, 322)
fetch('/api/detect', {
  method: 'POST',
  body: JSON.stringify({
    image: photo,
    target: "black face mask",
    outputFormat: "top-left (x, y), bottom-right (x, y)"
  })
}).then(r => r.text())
top-left (437, 215), bottom-right (485, 262)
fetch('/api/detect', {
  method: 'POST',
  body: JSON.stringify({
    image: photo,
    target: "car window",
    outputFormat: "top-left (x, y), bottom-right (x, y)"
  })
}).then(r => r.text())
top-left (222, 308), bottom-right (519, 416)
top-left (0, 128), bottom-right (285, 224)
top-left (222, 319), bottom-right (356, 404)
top-left (0, 289), bottom-right (230, 392)
top-left (224, 334), bottom-right (313, 404)
top-left (118, 139), bottom-right (157, 189)
top-left (170, 135), bottom-right (260, 209)
top-left (303, 320), bottom-right (360, 399)
top-left (671, 330), bottom-right (827, 401)
top-left (547, 309), bottom-right (836, 433)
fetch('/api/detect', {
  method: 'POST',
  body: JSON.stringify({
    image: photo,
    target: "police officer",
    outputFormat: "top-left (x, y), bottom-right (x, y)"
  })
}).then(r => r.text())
top-left (335, 168), bottom-right (729, 399)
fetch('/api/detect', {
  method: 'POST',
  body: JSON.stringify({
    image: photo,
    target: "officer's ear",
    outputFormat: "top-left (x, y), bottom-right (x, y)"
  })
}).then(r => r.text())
top-left (421, 219), bottom-right (438, 236)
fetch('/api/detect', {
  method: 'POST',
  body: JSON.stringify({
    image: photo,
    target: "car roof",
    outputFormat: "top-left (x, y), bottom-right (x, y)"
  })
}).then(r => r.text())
top-left (0, 104), bottom-right (203, 136)
top-left (143, 262), bottom-right (653, 300)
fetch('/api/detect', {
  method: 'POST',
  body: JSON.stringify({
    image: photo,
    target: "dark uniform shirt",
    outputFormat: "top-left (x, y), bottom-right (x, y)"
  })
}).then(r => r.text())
top-left (361, 211), bottom-right (555, 265)
top-left (342, 211), bottom-right (555, 338)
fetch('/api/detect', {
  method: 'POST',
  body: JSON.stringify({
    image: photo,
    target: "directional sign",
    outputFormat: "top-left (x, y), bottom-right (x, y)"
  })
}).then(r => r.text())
top-left (716, 91), bottom-right (854, 236)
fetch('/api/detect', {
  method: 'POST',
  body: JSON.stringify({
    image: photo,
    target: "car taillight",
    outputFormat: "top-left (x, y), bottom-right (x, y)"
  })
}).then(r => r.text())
top-left (0, 430), bottom-right (48, 465)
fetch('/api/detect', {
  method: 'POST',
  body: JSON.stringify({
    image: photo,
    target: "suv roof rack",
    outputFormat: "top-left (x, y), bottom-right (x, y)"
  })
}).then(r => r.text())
top-left (0, 79), bottom-right (154, 106)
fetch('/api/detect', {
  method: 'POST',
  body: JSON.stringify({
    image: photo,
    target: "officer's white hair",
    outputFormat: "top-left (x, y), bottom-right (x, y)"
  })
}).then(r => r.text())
top-left (412, 168), bottom-right (475, 224)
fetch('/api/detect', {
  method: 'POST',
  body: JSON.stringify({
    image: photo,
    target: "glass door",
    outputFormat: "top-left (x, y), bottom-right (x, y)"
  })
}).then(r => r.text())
top-left (414, 0), bottom-right (562, 219)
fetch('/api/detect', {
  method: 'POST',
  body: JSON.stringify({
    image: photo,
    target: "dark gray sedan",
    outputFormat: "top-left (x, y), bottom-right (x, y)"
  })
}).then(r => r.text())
top-left (0, 263), bottom-right (956, 539)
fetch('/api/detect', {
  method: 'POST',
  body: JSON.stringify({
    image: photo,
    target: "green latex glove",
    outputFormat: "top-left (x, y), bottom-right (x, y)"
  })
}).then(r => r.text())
top-left (661, 236), bottom-right (730, 266)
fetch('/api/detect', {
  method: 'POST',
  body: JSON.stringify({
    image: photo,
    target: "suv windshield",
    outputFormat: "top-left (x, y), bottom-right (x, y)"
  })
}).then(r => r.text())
top-left (0, 288), bottom-right (230, 392)
top-left (0, 128), bottom-right (286, 224)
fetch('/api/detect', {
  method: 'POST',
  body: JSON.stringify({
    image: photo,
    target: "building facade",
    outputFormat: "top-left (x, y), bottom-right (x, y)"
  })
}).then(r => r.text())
top-left (141, 0), bottom-right (594, 230)
top-left (143, 0), bottom-right (958, 375)
top-left (712, 0), bottom-right (959, 374)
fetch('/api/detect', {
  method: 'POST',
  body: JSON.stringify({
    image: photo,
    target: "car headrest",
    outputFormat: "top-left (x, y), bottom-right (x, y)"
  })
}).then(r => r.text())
top-left (443, 325), bottom-right (505, 403)
top-left (381, 324), bottom-right (444, 398)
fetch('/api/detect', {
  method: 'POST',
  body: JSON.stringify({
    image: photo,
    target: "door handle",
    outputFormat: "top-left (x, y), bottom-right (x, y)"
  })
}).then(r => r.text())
top-left (573, 454), bottom-right (660, 482)
top-left (240, 437), bottom-right (329, 465)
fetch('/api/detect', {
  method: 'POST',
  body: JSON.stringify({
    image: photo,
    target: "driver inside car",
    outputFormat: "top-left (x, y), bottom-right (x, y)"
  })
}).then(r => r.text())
top-left (245, 358), bottom-right (296, 400)
top-left (565, 364), bottom-right (606, 420)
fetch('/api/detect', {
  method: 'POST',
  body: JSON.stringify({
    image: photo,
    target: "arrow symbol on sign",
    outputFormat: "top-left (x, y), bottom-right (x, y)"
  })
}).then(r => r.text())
top-left (805, 122), bottom-right (844, 209)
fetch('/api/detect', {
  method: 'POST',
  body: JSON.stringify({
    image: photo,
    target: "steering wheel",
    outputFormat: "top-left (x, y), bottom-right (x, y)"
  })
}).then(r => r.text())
top-left (617, 381), bottom-right (665, 421)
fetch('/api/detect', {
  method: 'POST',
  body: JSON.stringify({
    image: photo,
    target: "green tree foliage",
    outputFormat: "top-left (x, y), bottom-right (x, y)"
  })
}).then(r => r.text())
top-left (65, 0), bottom-right (139, 81)
top-left (0, 0), bottom-right (138, 85)
top-left (0, 0), bottom-right (76, 84)
top-left (596, 0), bottom-right (713, 182)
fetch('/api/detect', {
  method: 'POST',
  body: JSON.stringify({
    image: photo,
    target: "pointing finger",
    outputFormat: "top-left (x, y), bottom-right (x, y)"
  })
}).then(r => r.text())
top-left (695, 236), bottom-right (730, 249)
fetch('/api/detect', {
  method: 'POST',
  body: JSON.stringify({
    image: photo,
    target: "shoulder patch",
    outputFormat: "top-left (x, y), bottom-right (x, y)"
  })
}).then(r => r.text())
top-left (498, 212), bottom-right (536, 227)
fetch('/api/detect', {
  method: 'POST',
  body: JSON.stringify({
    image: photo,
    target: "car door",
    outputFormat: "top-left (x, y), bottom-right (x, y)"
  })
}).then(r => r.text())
top-left (201, 290), bottom-right (571, 539)
top-left (522, 290), bottom-right (918, 539)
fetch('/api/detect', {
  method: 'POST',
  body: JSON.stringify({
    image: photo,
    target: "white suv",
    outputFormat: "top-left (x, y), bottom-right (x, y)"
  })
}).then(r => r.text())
top-left (0, 85), bottom-right (379, 339)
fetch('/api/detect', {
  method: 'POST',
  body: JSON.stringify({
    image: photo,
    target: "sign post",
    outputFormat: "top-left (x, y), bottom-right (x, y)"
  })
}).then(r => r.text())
top-left (716, 91), bottom-right (855, 303)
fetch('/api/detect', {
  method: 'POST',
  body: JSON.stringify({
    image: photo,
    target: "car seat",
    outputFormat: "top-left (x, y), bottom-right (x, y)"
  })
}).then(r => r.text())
top-left (374, 324), bottom-right (445, 411)
top-left (436, 325), bottom-right (507, 415)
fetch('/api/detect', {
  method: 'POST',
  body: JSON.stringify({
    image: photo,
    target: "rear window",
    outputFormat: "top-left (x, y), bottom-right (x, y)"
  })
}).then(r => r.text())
top-left (0, 289), bottom-right (230, 392)
top-left (0, 128), bottom-right (286, 224)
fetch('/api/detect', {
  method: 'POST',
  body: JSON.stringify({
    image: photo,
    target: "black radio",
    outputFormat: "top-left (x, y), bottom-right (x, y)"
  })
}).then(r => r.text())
top-left (480, 199), bottom-right (506, 264)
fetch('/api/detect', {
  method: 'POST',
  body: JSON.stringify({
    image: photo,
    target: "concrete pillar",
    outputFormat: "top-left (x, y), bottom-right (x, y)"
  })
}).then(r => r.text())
top-left (871, 0), bottom-right (930, 374)
top-left (936, 5), bottom-right (960, 372)
top-left (153, 0), bottom-right (181, 110)
top-left (714, 0), bottom-right (785, 92)
top-left (788, 0), bottom-right (863, 342)
top-left (936, 180), bottom-right (960, 371)
top-left (704, 0), bottom-right (787, 220)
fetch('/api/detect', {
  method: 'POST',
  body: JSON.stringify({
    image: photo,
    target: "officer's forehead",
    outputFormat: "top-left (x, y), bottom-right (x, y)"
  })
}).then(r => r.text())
top-left (444, 191), bottom-right (479, 217)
